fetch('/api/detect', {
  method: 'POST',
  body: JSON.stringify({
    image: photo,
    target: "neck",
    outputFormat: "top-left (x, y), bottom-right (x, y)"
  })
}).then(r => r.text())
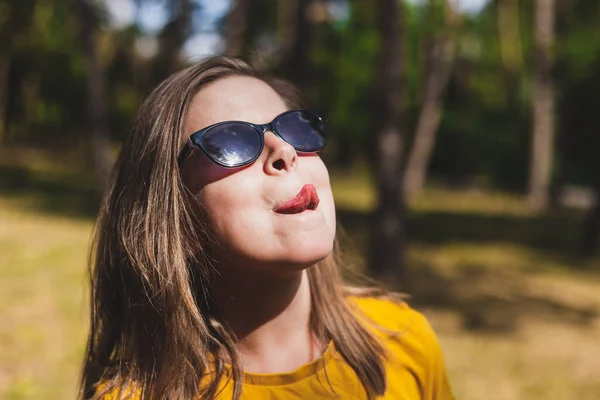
top-left (210, 266), bottom-right (324, 373)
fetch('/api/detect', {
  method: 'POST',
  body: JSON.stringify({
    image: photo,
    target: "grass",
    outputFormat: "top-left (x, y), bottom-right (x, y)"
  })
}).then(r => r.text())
top-left (1, 151), bottom-right (600, 399)
top-left (0, 202), bottom-right (92, 399)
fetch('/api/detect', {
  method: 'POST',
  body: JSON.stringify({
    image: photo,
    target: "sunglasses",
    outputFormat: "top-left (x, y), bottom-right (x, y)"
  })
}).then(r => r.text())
top-left (177, 109), bottom-right (327, 168)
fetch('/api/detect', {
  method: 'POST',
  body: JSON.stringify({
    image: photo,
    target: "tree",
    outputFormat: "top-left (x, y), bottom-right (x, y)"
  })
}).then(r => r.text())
top-left (151, 0), bottom-right (194, 84)
top-left (0, 0), bottom-right (36, 143)
top-left (580, 178), bottom-right (600, 257)
top-left (223, 0), bottom-right (251, 57)
top-left (554, 0), bottom-right (600, 256)
top-left (403, 0), bottom-right (459, 201)
top-left (76, 0), bottom-right (112, 194)
top-left (277, 0), bottom-right (312, 85)
top-left (528, 0), bottom-right (556, 210)
top-left (369, 0), bottom-right (407, 279)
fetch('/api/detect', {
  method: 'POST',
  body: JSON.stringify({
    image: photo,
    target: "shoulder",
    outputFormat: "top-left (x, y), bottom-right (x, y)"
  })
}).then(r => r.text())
top-left (347, 295), bottom-right (432, 337)
top-left (347, 295), bottom-right (455, 399)
top-left (346, 295), bottom-right (444, 367)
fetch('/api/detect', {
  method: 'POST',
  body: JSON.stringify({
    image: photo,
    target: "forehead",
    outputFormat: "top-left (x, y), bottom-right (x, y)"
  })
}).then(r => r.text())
top-left (185, 75), bottom-right (288, 136)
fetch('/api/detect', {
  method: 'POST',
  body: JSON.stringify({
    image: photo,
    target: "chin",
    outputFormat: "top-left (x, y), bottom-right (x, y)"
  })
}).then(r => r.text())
top-left (279, 237), bottom-right (334, 270)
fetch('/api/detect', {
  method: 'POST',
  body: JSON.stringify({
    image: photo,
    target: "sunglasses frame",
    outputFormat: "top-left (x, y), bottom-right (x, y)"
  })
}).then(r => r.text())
top-left (177, 109), bottom-right (326, 168)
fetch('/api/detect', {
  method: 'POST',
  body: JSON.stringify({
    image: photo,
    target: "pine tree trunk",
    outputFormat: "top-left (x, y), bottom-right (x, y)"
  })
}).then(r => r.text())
top-left (277, 0), bottom-right (311, 86)
top-left (528, 0), bottom-right (556, 211)
top-left (151, 0), bottom-right (193, 83)
top-left (223, 0), bottom-right (250, 57)
top-left (0, 0), bottom-right (35, 144)
top-left (403, 0), bottom-right (458, 202)
top-left (369, 0), bottom-right (406, 280)
top-left (76, 0), bottom-right (112, 195)
top-left (580, 180), bottom-right (600, 257)
top-left (0, 58), bottom-right (10, 143)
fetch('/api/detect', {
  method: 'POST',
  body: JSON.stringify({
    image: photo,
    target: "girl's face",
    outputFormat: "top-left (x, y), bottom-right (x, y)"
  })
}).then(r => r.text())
top-left (181, 76), bottom-right (336, 273)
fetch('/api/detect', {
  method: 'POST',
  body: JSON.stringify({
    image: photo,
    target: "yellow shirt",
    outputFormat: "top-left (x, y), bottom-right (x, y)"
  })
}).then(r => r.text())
top-left (105, 297), bottom-right (454, 399)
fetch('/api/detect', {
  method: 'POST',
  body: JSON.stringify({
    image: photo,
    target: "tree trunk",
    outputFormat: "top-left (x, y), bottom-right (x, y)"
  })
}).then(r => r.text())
top-left (76, 0), bottom-right (112, 195)
top-left (528, 0), bottom-right (556, 211)
top-left (0, 58), bottom-right (11, 143)
top-left (223, 0), bottom-right (250, 57)
top-left (403, 0), bottom-right (458, 202)
top-left (277, 0), bottom-right (311, 86)
top-left (369, 0), bottom-right (406, 280)
top-left (580, 180), bottom-right (600, 257)
top-left (0, 0), bottom-right (35, 144)
top-left (152, 0), bottom-right (194, 83)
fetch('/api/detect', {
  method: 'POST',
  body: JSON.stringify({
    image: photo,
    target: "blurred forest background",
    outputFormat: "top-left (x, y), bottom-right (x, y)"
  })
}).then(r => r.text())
top-left (1, 0), bottom-right (600, 399)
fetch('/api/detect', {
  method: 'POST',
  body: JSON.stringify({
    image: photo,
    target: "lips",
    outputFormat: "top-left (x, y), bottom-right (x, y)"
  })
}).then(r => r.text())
top-left (273, 184), bottom-right (320, 214)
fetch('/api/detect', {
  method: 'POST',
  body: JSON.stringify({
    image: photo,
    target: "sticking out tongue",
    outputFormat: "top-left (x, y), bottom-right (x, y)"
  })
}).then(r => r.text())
top-left (274, 184), bottom-right (320, 214)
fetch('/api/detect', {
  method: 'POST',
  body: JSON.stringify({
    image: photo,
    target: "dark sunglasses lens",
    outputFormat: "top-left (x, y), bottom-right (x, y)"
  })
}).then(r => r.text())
top-left (274, 111), bottom-right (326, 152)
top-left (201, 123), bottom-right (262, 167)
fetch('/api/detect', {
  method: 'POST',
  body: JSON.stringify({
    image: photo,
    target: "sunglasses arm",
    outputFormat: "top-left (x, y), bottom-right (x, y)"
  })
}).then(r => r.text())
top-left (177, 139), bottom-right (196, 167)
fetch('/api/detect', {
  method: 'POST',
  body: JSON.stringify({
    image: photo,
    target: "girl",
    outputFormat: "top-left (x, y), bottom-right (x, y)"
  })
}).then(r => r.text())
top-left (80, 56), bottom-right (454, 400)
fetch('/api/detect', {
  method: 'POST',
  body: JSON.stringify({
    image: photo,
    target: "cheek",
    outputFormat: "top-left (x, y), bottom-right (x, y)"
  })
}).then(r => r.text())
top-left (198, 183), bottom-right (248, 227)
top-left (304, 157), bottom-right (336, 228)
top-left (306, 158), bottom-right (333, 200)
top-left (194, 172), bottom-right (266, 245)
top-left (320, 189), bottom-right (337, 239)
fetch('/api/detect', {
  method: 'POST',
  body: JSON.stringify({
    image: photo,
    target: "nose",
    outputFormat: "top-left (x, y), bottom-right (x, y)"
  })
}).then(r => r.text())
top-left (263, 130), bottom-right (297, 174)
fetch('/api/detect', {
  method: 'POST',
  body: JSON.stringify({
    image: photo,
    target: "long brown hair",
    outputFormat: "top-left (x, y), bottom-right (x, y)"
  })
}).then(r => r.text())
top-left (80, 56), bottom-right (387, 400)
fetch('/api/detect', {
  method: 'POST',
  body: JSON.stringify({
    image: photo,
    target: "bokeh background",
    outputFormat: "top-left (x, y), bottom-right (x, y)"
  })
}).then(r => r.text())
top-left (1, 0), bottom-right (600, 399)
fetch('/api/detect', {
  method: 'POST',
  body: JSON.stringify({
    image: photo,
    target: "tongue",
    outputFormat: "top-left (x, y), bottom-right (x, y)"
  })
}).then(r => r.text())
top-left (274, 185), bottom-right (314, 214)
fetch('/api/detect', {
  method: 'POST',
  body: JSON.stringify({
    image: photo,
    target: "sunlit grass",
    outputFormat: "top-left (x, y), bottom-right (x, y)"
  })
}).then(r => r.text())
top-left (330, 167), bottom-right (533, 216)
top-left (411, 242), bottom-right (600, 273)
top-left (0, 202), bottom-right (92, 399)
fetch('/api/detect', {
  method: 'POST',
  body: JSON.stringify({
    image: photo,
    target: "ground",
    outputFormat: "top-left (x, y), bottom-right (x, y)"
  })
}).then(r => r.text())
top-left (0, 153), bottom-right (599, 399)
